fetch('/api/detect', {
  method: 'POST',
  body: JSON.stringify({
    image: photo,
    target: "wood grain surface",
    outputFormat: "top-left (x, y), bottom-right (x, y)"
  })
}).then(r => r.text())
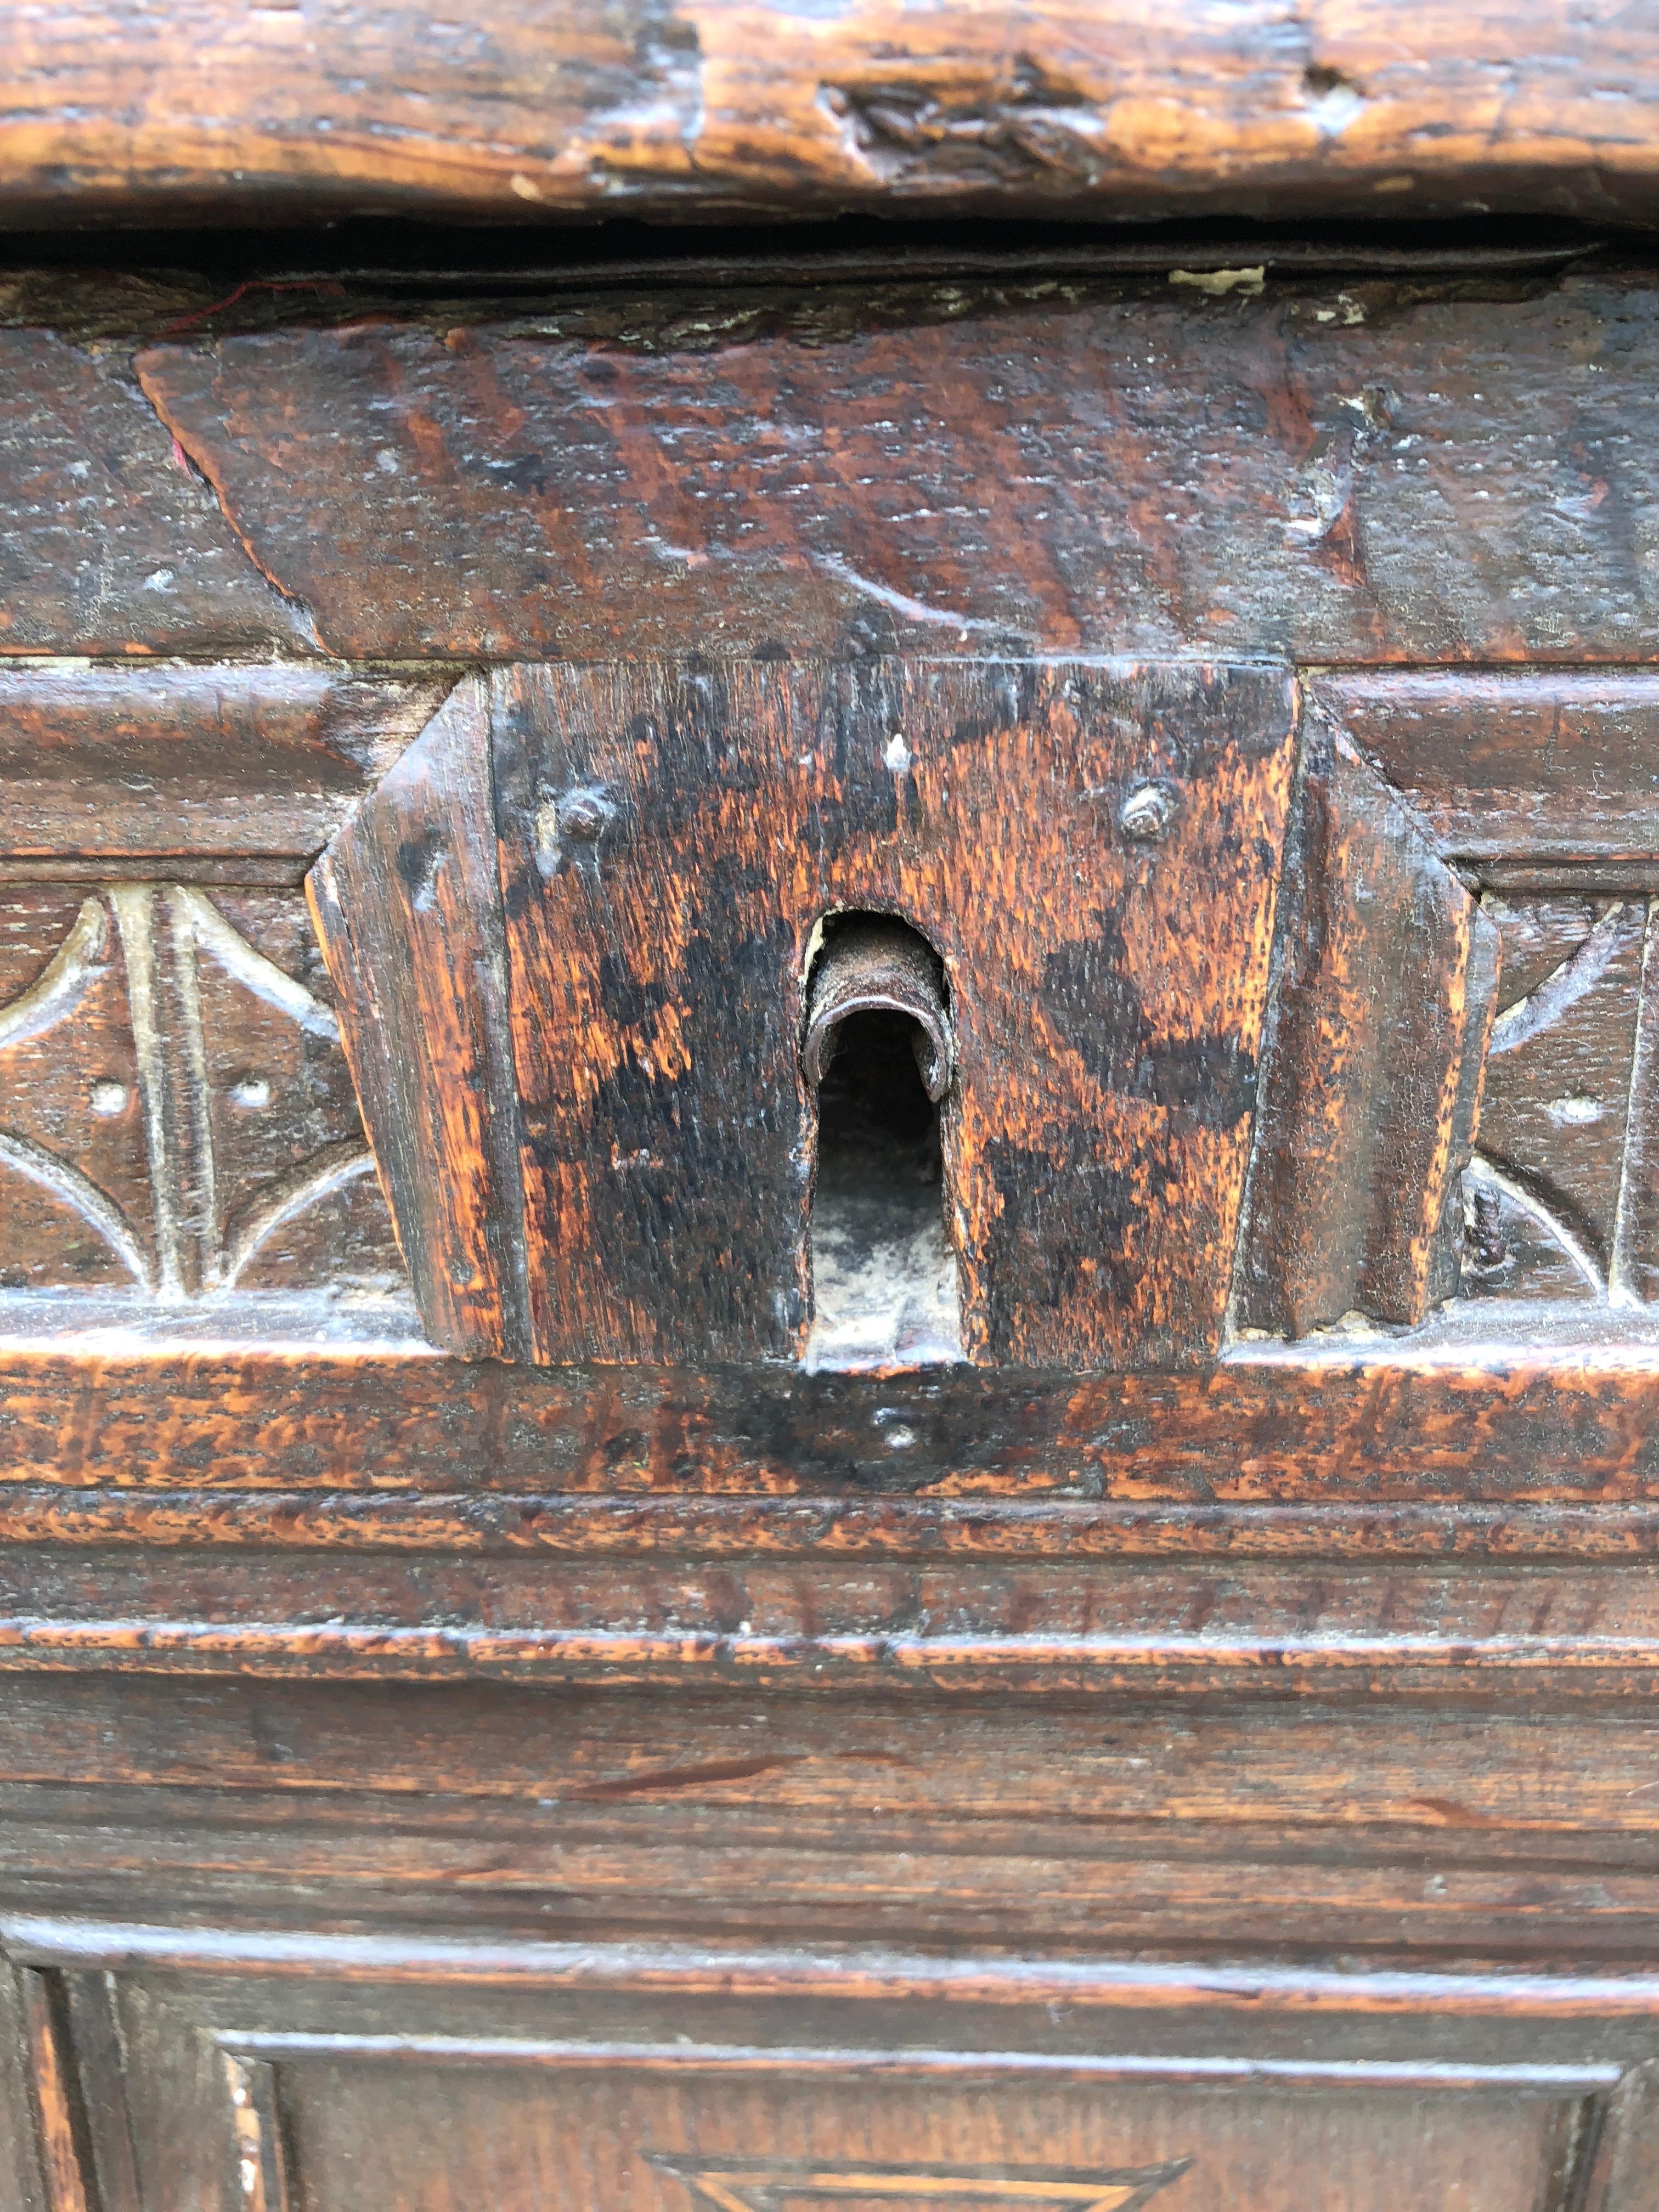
top-left (24, 1680), bottom-right (1659, 1957)
top-left (134, 268), bottom-right (1659, 667)
top-left (2, 1332), bottom-right (1659, 1514)
top-left (1308, 672), bottom-right (1659, 866)
top-left (0, 330), bottom-right (310, 662)
top-left (12, 232), bottom-right (1659, 2185)
top-left (5, 3), bottom-right (1659, 226)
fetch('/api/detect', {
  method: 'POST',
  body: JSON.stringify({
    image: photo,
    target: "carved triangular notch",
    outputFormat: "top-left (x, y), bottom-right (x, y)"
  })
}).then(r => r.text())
top-left (652, 2157), bottom-right (1193, 2212)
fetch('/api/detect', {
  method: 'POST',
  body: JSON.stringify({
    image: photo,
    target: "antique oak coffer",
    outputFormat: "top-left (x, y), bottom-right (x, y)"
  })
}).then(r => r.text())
top-left (8, 7), bottom-right (1659, 2208)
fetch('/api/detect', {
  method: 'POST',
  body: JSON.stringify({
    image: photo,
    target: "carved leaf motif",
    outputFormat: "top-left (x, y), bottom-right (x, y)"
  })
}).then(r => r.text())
top-left (1469, 896), bottom-right (1647, 1299)
top-left (0, 888), bottom-right (154, 1289)
top-left (0, 883), bottom-right (402, 1299)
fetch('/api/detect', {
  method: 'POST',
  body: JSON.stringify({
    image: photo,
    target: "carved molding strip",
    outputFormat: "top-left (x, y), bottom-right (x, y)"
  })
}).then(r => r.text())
top-left (0, 663), bottom-right (450, 879)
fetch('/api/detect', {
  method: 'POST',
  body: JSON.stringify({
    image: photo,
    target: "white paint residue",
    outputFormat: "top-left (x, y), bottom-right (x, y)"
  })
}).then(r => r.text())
top-left (1545, 1094), bottom-right (1607, 1127)
top-left (814, 551), bottom-right (1007, 637)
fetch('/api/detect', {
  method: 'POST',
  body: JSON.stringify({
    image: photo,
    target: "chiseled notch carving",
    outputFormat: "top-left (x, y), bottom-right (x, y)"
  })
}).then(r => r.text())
top-left (311, 658), bottom-right (1299, 1369)
top-left (1237, 725), bottom-right (1502, 1338)
top-left (1459, 895), bottom-right (1649, 1305)
top-left (653, 2159), bottom-right (1193, 2212)
top-left (0, 882), bottom-right (397, 1296)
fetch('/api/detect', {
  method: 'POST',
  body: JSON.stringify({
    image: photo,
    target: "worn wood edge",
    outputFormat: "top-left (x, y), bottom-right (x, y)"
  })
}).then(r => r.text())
top-left (1, 1326), bottom-right (1654, 1375)
top-left (0, 1961), bottom-right (47, 2212)
top-left (8, 2), bottom-right (1659, 226)
top-left (194, 2044), bottom-right (1630, 2089)
top-left (1304, 667), bottom-right (1659, 864)
top-left (1305, 668), bottom-right (1659, 698)
top-left (221, 2051), bottom-right (289, 2212)
top-left (0, 1613), bottom-right (1655, 1697)
top-left (307, 672), bottom-right (534, 1359)
top-left (16, 1970), bottom-right (87, 2212)
top-left (10, 1921), bottom-right (1659, 2020)
top-left (1234, 727), bottom-right (1497, 1334)
top-left (59, 1976), bottom-right (139, 2212)
top-left (2, 1492), bottom-right (1658, 1560)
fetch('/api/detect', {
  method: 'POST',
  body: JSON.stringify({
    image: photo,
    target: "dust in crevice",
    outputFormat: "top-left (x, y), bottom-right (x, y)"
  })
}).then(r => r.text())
top-left (805, 1006), bottom-right (961, 1373)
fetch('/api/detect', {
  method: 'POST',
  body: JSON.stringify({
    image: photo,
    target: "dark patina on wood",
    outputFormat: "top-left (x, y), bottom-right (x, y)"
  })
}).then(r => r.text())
top-left (132, 269), bottom-right (1659, 668)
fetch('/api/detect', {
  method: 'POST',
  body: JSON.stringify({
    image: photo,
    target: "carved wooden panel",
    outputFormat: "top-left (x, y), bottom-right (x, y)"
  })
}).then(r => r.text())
top-left (9, 286), bottom-right (1659, 1494)
top-left (11, 660), bottom-right (1659, 1374)
top-left (1307, 670), bottom-right (1659, 1314)
top-left (9, 1936), bottom-right (1658, 2212)
top-left (16, 228), bottom-right (1659, 2212)
top-left (0, 886), bottom-right (152, 1291)
top-left (0, 880), bottom-right (404, 1301)
top-left (224, 2068), bottom-right (1578, 2212)
top-left (1463, 896), bottom-right (1648, 1301)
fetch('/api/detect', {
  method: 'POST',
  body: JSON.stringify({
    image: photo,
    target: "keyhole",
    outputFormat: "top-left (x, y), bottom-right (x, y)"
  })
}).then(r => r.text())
top-left (803, 916), bottom-right (962, 1370)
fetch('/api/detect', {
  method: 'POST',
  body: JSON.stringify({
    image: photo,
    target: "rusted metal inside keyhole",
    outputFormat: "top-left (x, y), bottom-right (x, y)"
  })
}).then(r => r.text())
top-left (802, 916), bottom-right (954, 1101)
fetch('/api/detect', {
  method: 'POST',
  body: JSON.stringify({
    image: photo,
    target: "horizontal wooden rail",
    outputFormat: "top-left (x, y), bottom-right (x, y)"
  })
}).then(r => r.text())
top-left (5, 4), bottom-right (1659, 228)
